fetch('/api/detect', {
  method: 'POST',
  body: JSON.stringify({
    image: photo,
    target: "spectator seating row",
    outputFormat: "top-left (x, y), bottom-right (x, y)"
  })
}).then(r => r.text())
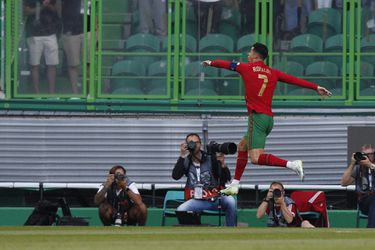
top-left (105, 32), bottom-right (375, 60)
top-left (288, 33), bottom-right (375, 67)
top-left (102, 4), bottom-right (374, 48)
top-left (110, 59), bottom-right (243, 96)
top-left (111, 57), bottom-right (375, 96)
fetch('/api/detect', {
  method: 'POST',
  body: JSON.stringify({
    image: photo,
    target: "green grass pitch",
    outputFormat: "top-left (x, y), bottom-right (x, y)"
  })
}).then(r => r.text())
top-left (0, 227), bottom-right (373, 250)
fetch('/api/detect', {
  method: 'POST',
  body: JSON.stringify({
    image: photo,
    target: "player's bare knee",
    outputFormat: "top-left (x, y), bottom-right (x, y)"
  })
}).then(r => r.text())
top-left (249, 156), bottom-right (259, 165)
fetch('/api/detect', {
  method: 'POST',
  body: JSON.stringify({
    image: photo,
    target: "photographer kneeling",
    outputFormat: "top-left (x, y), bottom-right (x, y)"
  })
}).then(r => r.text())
top-left (94, 165), bottom-right (147, 226)
top-left (256, 181), bottom-right (314, 228)
top-left (172, 133), bottom-right (237, 226)
top-left (341, 144), bottom-right (375, 228)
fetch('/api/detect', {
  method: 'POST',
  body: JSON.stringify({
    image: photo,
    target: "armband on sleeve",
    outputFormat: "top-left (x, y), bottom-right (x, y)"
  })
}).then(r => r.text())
top-left (229, 61), bottom-right (240, 71)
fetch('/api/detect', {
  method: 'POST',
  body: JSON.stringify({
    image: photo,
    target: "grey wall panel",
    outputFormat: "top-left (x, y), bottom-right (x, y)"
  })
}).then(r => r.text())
top-left (0, 115), bottom-right (374, 185)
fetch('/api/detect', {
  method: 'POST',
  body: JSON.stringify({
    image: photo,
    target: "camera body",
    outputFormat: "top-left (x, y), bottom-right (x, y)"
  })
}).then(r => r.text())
top-left (187, 141), bottom-right (197, 152)
top-left (354, 152), bottom-right (366, 162)
top-left (272, 188), bottom-right (282, 200)
top-left (206, 141), bottom-right (237, 155)
top-left (114, 172), bottom-right (125, 181)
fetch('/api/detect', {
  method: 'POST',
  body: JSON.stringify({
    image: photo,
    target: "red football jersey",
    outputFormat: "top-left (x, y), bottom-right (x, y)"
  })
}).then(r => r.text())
top-left (211, 60), bottom-right (318, 116)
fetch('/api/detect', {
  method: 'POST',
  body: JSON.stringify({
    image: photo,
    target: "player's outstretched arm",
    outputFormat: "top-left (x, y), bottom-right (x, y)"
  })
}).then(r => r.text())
top-left (202, 60), bottom-right (242, 74)
top-left (317, 86), bottom-right (332, 97)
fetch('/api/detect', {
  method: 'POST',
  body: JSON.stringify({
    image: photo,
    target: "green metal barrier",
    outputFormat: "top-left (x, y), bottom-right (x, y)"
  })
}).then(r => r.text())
top-left (0, 207), bottom-right (365, 228)
top-left (0, 0), bottom-right (374, 112)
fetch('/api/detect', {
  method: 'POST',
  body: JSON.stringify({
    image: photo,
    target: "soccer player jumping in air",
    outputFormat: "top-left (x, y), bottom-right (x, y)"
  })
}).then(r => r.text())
top-left (202, 43), bottom-right (332, 195)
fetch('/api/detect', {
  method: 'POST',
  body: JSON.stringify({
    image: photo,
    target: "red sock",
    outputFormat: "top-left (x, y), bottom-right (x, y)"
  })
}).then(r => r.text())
top-left (234, 151), bottom-right (248, 180)
top-left (258, 154), bottom-right (287, 167)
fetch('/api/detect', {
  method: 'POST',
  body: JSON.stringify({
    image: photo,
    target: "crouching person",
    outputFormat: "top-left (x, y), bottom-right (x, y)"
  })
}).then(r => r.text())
top-left (256, 181), bottom-right (314, 228)
top-left (94, 165), bottom-right (147, 226)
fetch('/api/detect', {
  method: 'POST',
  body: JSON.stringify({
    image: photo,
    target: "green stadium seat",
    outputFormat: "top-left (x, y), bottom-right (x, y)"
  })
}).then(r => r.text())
top-left (111, 86), bottom-right (144, 95)
top-left (360, 34), bottom-right (375, 50)
top-left (354, 61), bottom-right (375, 91)
top-left (185, 87), bottom-right (218, 96)
top-left (125, 33), bottom-right (161, 52)
top-left (148, 61), bottom-right (167, 76)
top-left (305, 61), bottom-right (339, 77)
top-left (162, 34), bottom-right (197, 52)
top-left (237, 34), bottom-right (256, 53)
top-left (290, 34), bottom-right (323, 52)
top-left (146, 61), bottom-right (168, 94)
top-left (305, 61), bottom-right (339, 89)
top-left (146, 82), bottom-right (167, 95)
top-left (360, 34), bottom-right (375, 65)
top-left (199, 34), bottom-right (234, 53)
top-left (354, 61), bottom-right (374, 77)
top-left (125, 33), bottom-right (161, 67)
top-left (324, 34), bottom-right (346, 68)
top-left (273, 61), bottom-right (304, 94)
top-left (185, 79), bottom-right (216, 93)
top-left (112, 60), bottom-right (145, 76)
top-left (273, 61), bottom-right (304, 76)
top-left (161, 191), bottom-right (184, 226)
top-left (307, 8), bottom-right (341, 40)
top-left (359, 86), bottom-right (375, 96)
top-left (111, 60), bottom-right (145, 90)
top-left (185, 61), bottom-right (219, 77)
top-left (325, 34), bottom-right (344, 51)
top-left (220, 68), bottom-right (237, 77)
top-left (218, 68), bottom-right (241, 96)
top-left (290, 34), bottom-right (323, 67)
top-left (184, 61), bottom-right (218, 93)
top-left (287, 88), bottom-right (318, 96)
top-left (237, 33), bottom-right (256, 62)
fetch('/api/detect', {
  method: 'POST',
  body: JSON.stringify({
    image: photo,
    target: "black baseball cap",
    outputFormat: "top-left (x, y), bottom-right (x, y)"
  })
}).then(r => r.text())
top-left (252, 43), bottom-right (268, 60)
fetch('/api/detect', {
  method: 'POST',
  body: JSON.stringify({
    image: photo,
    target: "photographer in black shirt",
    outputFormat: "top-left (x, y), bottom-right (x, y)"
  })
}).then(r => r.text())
top-left (341, 144), bottom-right (375, 227)
top-left (94, 165), bottom-right (147, 226)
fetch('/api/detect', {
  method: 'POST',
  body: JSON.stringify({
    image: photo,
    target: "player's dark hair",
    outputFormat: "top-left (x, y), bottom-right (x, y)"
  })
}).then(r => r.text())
top-left (252, 42), bottom-right (268, 60)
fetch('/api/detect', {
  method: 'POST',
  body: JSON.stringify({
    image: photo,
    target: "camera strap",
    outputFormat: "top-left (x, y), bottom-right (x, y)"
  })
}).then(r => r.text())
top-left (369, 169), bottom-right (373, 190)
top-left (271, 201), bottom-right (280, 226)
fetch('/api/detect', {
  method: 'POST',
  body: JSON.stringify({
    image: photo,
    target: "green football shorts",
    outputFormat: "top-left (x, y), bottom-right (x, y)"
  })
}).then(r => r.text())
top-left (244, 111), bottom-right (274, 149)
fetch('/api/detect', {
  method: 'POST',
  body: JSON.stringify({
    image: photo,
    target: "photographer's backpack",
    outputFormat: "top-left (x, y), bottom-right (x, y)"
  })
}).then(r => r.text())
top-left (24, 198), bottom-right (89, 226)
top-left (24, 200), bottom-right (59, 225)
top-left (55, 198), bottom-right (89, 226)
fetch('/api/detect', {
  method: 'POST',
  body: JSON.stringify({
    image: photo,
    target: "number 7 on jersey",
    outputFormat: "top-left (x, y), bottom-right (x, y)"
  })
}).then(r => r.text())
top-left (258, 74), bottom-right (268, 97)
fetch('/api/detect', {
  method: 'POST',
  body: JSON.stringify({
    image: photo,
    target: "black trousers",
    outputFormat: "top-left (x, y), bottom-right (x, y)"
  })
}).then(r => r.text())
top-left (359, 193), bottom-right (375, 228)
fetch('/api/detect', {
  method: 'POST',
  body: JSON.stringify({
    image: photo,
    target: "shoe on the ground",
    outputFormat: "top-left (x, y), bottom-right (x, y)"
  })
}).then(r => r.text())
top-left (220, 182), bottom-right (239, 195)
top-left (290, 160), bottom-right (304, 181)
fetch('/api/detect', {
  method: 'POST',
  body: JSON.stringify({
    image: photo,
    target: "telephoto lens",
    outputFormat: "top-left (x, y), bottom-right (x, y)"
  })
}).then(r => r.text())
top-left (114, 213), bottom-right (122, 227)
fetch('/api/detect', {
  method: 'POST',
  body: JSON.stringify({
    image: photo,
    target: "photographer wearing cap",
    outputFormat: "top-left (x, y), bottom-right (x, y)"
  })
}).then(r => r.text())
top-left (94, 165), bottom-right (147, 226)
top-left (172, 133), bottom-right (237, 226)
top-left (256, 181), bottom-right (314, 227)
top-left (341, 144), bottom-right (375, 228)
